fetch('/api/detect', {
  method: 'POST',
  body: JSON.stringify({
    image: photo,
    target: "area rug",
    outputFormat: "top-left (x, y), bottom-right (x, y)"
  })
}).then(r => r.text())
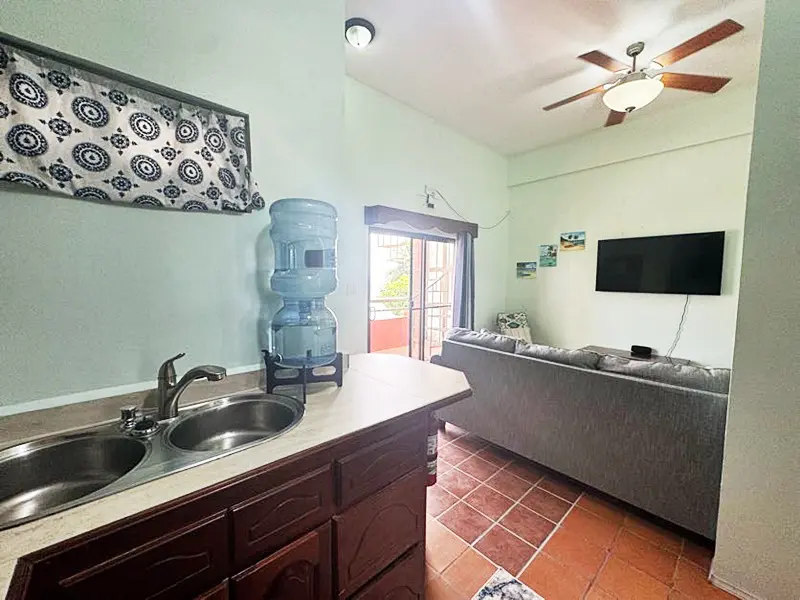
top-left (471, 568), bottom-right (544, 600)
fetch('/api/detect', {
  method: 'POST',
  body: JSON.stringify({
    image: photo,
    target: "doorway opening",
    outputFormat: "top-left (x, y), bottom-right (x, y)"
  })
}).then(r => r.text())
top-left (368, 229), bottom-right (455, 360)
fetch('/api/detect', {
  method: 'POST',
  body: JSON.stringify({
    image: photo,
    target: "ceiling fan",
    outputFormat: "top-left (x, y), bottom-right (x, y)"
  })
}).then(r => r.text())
top-left (543, 19), bottom-right (744, 127)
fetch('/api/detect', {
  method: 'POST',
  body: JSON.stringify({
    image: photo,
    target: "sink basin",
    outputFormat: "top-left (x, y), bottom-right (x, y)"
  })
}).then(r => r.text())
top-left (166, 394), bottom-right (304, 452)
top-left (0, 393), bottom-right (304, 530)
top-left (0, 434), bottom-right (147, 528)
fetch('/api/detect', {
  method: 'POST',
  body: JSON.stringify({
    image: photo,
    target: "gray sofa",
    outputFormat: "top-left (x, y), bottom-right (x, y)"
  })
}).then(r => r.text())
top-left (433, 329), bottom-right (729, 539)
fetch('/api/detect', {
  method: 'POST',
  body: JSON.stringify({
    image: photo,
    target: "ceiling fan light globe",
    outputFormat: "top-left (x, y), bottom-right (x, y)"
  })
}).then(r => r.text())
top-left (602, 76), bottom-right (664, 112)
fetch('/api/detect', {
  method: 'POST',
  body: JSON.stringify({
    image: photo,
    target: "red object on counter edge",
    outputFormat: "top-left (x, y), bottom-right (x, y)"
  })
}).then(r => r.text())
top-left (427, 414), bottom-right (438, 486)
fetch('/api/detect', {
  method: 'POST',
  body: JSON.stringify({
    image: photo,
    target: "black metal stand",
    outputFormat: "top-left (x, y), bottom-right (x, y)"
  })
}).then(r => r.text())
top-left (263, 351), bottom-right (344, 404)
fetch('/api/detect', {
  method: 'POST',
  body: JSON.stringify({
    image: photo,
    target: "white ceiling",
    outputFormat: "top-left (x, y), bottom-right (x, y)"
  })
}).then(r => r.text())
top-left (345, 0), bottom-right (765, 155)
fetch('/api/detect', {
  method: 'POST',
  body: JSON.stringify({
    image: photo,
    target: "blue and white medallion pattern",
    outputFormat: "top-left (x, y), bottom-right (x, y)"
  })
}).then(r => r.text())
top-left (0, 40), bottom-right (260, 213)
top-left (472, 569), bottom-right (544, 600)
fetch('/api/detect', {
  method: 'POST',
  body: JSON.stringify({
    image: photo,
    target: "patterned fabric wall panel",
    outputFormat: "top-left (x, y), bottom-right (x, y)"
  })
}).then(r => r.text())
top-left (0, 41), bottom-right (263, 213)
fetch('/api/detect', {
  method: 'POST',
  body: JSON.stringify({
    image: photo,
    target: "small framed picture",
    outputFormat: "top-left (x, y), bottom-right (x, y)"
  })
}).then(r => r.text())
top-left (516, 261), bottom-right (537, 279)
top-left (560, 231), bottom-right (586, 251)
top-left (539, 244), bottom-right (558, 267)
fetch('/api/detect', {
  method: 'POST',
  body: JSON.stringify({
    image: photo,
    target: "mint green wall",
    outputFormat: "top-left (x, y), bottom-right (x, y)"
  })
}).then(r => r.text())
top-left (0, 0), bottom-right (346, 409)
top-left (0, 2), bottom-right (511, 413)
top-left (505, 88), bottom-right (756, 368)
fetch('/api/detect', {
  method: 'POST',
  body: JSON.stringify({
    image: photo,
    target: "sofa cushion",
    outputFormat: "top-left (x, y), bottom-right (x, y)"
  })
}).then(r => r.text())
top-left (444, 328), bottom-right (517, 354)
top-left (598, 355), bottom-right (731, 393)
top-left (515, 342), bottom-right (602, 370)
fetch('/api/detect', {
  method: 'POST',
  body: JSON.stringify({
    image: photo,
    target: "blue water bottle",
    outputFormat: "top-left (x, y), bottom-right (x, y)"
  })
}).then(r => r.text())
top-left (268, 198), bottom-right (338, 368)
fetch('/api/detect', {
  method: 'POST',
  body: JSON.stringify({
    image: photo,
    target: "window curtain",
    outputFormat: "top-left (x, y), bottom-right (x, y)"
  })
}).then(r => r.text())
top-left (453, 232), bottom-right (475, 330)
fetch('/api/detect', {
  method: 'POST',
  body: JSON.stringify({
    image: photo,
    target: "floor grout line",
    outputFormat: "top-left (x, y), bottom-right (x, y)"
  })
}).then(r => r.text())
top-left (468, 480), bottom-right (536, 550)
top-left (435, 427), bottom-right (708, 597)
top-left (515, 490), bottom-right (584, 579)
top-left (435, 486), bottom-right (558, 556)
top-left (436, 466), bottom-right (546, 521)
top-left (435, 429), bottom-right (582, 564)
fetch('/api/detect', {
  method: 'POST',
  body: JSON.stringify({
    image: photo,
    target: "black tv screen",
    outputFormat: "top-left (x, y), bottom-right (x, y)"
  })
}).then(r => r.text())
top-left (596, 231), bottom-right (725, 295)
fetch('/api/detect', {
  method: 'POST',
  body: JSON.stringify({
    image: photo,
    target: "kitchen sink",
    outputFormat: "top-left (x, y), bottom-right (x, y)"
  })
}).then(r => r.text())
top-left (0, 434), bottom-right (147, 526)
top-left (166, 394), bottom-right (304, 452)
top-left (0, 392), bottom-right (304, 531)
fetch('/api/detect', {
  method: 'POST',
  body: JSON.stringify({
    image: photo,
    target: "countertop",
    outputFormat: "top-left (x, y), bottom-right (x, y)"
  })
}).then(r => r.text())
top-left (0, 354), bottom-right (471, 597)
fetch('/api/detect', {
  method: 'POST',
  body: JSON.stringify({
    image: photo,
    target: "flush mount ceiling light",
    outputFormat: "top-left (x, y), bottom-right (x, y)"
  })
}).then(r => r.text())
top-left (602, 71), bottom-right (665, 113)
top-left (345, 18), bottom-right (375, 49)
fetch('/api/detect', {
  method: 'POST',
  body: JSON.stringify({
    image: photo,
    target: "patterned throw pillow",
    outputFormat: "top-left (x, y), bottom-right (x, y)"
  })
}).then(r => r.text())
top-left (497, 312), bottom-right (533, 344)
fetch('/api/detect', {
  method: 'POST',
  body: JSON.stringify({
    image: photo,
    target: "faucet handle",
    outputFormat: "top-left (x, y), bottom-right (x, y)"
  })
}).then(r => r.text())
top-left (119, 405), bottom-right (139, 431)
top-left (158, 352), bottom-right (186, 386)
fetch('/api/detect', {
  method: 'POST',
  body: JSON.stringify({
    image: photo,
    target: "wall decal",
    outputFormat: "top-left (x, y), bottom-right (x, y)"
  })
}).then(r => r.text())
top-left (560, 231), bottom-right (586, 251)
top-left (539, 244), bottom-right (558, 267)
top-left (516, 261), bottom-right (537, 279)
top-left (0, 35), bottom-right (262, 213)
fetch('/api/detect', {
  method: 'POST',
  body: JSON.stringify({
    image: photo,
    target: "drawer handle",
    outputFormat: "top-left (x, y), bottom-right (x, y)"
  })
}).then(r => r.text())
top-left (248, 493), bottom-right (324, 542)
top-left (145, 552), bottom-right (210, 575)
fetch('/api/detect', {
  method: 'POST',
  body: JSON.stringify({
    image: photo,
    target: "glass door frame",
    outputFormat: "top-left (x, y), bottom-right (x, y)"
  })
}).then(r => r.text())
top-left (367, 226), bottom-right (455, 360)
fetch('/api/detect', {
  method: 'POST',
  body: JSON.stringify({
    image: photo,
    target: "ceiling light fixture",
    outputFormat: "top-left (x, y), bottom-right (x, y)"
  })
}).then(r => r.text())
top-left (602, 71), bottom-right (665, 113)
top-left (345, 18), bottom-right (375, 49)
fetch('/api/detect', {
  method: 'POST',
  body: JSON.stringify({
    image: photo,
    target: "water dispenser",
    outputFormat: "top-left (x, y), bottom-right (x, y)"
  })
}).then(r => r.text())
top-left (268, 198), bottom-right (338, 368)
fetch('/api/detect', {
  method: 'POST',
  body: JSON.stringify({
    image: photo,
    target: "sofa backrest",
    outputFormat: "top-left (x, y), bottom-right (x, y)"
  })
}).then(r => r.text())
top-left (598, 355), bottom-right (731, 394)
top-left (434, 338), bottom-right (728, 539)
top-left (515, 341), bottom-right (604, 370)
top-left (444, 328), bottom-right (731, 394)
top-left (444, 327), bottom-right (517, 353)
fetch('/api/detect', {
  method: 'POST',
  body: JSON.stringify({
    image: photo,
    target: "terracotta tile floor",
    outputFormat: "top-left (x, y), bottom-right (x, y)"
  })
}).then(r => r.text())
top-left (425, 425), bottom-right (734, 600)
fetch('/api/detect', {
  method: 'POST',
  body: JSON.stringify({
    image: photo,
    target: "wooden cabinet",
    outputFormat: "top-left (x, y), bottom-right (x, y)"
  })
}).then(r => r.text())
top-left (333, 467), bottom-right (426, 598)
top-left (350, 545), bottom-right (424, 600)
top-left (231, 465), bottom-right (334, 568)
top-left (9, 411), bottom-right (433, 600)
top-left (336, 425), bottom-right (426, 508)
top-left (231, 523), bottom-right (331, 600)
top-left (194, 581), bottom-right (229, 600)
top-left (60, 511), bottom-right (229, 600)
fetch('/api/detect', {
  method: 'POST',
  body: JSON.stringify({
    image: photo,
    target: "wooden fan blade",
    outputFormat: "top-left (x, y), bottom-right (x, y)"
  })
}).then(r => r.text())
top-left (543, 85), bottom-right (606, 111)
top-left (605, 110), bottom-right (627, 127)
top-left (653, 19), bottom-right (744, 67)
top-left (660, 72), bottom-right (732, 93)
top-left (579, 50), bottom-right (629, 72)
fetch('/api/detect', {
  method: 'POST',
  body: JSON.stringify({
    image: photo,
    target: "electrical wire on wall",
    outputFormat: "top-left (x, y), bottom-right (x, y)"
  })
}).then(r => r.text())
top-left (426, 187), bottom-right (511, 230)
top-left (666, 294), bottom-right (691, 359)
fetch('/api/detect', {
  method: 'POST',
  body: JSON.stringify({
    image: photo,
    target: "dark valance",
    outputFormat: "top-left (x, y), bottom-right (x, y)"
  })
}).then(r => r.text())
top-left (364, 205), bottom-right (478, 239)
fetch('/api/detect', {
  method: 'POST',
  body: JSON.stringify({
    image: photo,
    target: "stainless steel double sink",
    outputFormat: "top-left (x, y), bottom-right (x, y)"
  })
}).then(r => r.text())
top-left (0, 393), bottom-right (304, 532)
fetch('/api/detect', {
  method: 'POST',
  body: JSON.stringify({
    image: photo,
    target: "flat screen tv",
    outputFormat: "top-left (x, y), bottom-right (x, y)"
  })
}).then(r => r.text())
top-left (596, 231), bottom-right (725, 295)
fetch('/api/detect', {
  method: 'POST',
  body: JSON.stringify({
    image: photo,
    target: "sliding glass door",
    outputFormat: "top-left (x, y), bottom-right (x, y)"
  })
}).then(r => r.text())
top-left (368, 230), bottom-right (455, 360)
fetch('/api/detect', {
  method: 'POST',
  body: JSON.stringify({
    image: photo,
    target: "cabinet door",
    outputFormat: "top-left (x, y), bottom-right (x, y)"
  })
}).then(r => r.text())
top-left (232, 465), bottom-right (333, 568)
top-left (333, 467), bottom-right (426, 598)
top-left (350, 544), bottom-right (424, 600)
top-left (194, 580), bottom-right (229, 600)
top-left (336, 425), bottom-right (426, 508)
top-left (231, 523), bottom-right (331, 600)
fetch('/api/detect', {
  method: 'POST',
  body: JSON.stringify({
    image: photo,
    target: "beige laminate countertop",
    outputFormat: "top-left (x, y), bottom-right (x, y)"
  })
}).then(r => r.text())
top-left (0, 354), bottom-right (471, 598)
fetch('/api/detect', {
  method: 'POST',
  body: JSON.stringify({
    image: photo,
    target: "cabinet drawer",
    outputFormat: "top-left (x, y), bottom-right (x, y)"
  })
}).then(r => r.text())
top-left (60, 511), bottom-right (229, 600)
top-left (194, 580), bottom-right (228, 600)
top-left (333, 467), bottom-right (426, 598)
top-left (336, 424), bottom-right (426, 508)
top-left (232, 522), bottom-right (332, 600)
top-left (351, 544), bottom-right (424, 600)
top-left (232, 465), bottom-right (334, 567)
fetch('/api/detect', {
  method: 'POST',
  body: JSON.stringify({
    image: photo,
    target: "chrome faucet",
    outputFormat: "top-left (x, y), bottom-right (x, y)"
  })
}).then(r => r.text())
top-left (157, 353), bottom-right (227, 420)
